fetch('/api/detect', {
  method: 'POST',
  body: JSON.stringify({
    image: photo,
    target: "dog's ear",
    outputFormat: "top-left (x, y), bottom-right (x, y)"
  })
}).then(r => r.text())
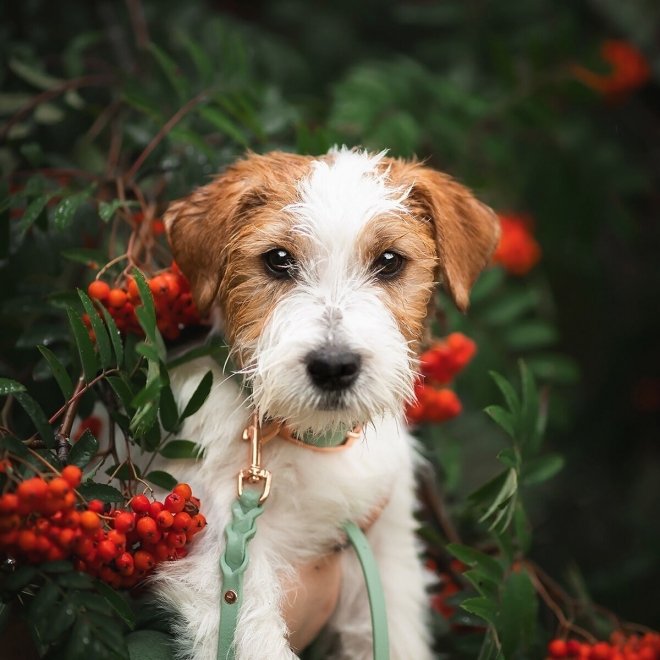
top-left (163, 169), bottom-right (262, 313)
top-left (389, 162), bottom-right (500, 312)
top-left (164, 152), bottom-right (312, 313)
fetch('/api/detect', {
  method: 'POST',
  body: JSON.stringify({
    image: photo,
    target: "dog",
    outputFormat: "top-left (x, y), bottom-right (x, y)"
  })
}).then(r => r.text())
top-left (150, 147), bottom-right (500, 660)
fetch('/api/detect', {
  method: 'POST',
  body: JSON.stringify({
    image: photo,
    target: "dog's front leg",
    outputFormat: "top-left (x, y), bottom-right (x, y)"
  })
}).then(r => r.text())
top-left (330, 468), bottom-right (434, 660)
top-left (153, 536), bottom-right (296, 660)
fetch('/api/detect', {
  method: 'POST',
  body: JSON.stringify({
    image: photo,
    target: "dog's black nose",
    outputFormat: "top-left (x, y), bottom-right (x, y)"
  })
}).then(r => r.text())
top-left (306, 348), bottom-right (361, 391)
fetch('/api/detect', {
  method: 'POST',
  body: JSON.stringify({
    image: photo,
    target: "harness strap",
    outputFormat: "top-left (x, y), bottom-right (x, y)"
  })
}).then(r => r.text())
top-left (343, 521), bottom-right (390, 660)
top-left (217, 499), bottom-right (389, 660)
top-left (218, 490), bottom-right (264, 660)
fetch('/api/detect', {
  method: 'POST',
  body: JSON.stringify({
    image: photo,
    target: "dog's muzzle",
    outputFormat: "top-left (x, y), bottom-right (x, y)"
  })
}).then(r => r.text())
top-left (305, 346), bottom-right (361, 391)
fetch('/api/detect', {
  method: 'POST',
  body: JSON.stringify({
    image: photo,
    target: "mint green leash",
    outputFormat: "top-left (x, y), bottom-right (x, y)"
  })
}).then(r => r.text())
top-left (217, 493), bottom-right (389, 660)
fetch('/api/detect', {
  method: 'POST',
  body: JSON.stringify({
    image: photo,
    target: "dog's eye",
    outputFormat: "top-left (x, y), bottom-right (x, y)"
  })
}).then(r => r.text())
top-left (373, 251), bottom-right (405, 279)
top-left (263, 248), bottom-right (296, 278)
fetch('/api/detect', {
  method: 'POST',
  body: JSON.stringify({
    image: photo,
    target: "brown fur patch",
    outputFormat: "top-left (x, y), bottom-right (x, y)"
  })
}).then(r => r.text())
top-left (164, 152), bottom-right (313, 356)
top-left (380, 158), bottom-right (501, 312)
top-left (356, 214), bottom-right (437, 346)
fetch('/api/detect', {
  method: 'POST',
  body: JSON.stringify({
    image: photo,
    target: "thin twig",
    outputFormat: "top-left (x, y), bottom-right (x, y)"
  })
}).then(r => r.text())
top-left (124, 91), bottom-right (208, 182)
top-left (54, 375), bottom-right (85, 463)
top-left (47, 369), bottom-right (119, 426)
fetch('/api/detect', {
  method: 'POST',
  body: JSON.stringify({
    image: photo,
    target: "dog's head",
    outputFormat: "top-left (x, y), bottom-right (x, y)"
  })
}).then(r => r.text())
top-left (164, 148), bottom-right (499, 433)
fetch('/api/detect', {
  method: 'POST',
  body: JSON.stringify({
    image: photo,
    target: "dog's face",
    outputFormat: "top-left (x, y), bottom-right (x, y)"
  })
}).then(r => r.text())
top-left (164, 149), bottom-right (499, 433)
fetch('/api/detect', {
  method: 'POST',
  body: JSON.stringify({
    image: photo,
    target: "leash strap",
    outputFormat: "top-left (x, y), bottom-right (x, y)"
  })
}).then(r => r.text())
top-left (343, 521), bottom-right (390, 660)
top-left (217, 490), bottom-right (264, 660)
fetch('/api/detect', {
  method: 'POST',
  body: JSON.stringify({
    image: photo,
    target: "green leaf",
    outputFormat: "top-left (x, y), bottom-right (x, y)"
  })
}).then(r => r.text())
top-left (460, 596), bottom-right (498, 627)
top-left (53, 189), bottom-right (92, 230)
top-left (42, 560), bottom-right (74, 574)
top-left (98, 199), bottom-right (138, 223)
top-left (37, 345), bottom-right (74, 399)
top-left (78, 290), bottom-right (113, 369)
top-left (166, 339), bottom-right (230, 369)
top-left (77, 482), bottom-right (123, 503)
top-left (135, 342), bottom-right (161, 363)
top-left (469, 267), bottom-right (505, 305)
top-left (14, 391), bottom-right (53, 447)
top-left (463, 568), bottom-right (498, 599)
top-left (68, 429), bottom-right (99, 468)
top-left (521, 453), bottom-right (565, 486)
top-left (181, 370), bottom-right (213, 419)
top-left (527, 354), bottom-right (580, 384)
top-left (0, 378), bottom-right (26, 396)
top-left (489, 371), bottom-right (520, 416)
top-left (149, 43), bottom-right (189, 101)
top-left (159, 440), bottom-right (202, 459)
top-left (17, 193), bottom-right (51, 237)
top-left (61, 247), bottom-right (107, 267)
top-left (146, 470), bottom-right (178, 490)
top-left (54, 571), bottom-right (94, 589)
top-left (0, 435), bottom-right (29, 457)
top-left (98, 305), bottom-right (123, 367)
top-left (484, 405), bottom-right (515, 438)
top-left (132, 269), bottom-right (165, 358)
top-left (28, 580), bottom-right (60, 623)
top-left (497, 447), bottom-right (519, 470)
top-left (130, 375), bottom-right (163, 410)
top-left (497, 569), bottom-right (538, 657)
top-left (66, 307), bottom-right (98, 381)
top-left (199, 106), bottom-right (249, 147)
top-left (481, 289), bottom-right (537, 326)
top-left (159, 385), bottom-right (179, 433)
top-left (106, 374), bottom-right (134, 410)
top-left (126, 629), bottom-right (173, 660)
top-left (1, 565), bottom-right (37, 592)
top-left (65, 618), bottom-right (93, 660)
top-left (446, 543), bottom-right (504, 583)
top-left (473, 468), bottom-right (518, 529)
top-left (40, 600), bottom-right (76, 642)
top-left (95, 580), bottom-right (135, 628)
top-left (504, 321), bottom-right (558, 351)
top-left (519, 360), bottom-right (540, 451)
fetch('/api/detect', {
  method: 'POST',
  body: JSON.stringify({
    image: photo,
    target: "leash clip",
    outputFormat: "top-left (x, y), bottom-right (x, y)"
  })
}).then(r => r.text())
top-left (237, 414), bottom-right (271, 503)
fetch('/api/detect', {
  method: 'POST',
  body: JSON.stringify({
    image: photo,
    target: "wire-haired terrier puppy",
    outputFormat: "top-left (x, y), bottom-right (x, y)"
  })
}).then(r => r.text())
top-left (151, 147), bottom-right (500, 659)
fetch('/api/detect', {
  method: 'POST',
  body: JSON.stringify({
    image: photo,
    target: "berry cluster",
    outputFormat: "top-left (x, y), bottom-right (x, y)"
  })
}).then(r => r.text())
top-left (86, 262), bottom-right (201, 340)
top-left (406, 333), bottom-right (476, 425)
top-left (493, 213), bottom-right (542, 277)
top-left (547, 632), bottom-right (660, 660)
top-left (0, 467), bottom-right (206, 589)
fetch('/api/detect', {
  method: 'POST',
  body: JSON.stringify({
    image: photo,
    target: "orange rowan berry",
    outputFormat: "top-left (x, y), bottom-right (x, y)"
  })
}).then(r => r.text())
top-left (107, 288), bottom-right (128, 308)
top-left (48, 477), bottom-right (71, 498)
top-left (190, 513), bottom-right (207, 534)
top-left (113, 511), bottom-right (135, 533)
top-left (136, 516), bottom-right (159, 542)
top-left (166, 531), bottom-right (187, 548)
top-left (173, 483), bottom-right (192, 501)
top-left (17, 529), bottom-right (38, 552)
top-left (172, 512), bottom-right (192, 533)
top-left (116, 552), bottom-right (135, 576)
top-left (134, 549), bottom-right (155, 572)
top-left (17, 478), bottom-right (49, 508)
top-left (0, 493), bottom-right (19, 515)
top-left (97, 539), bottom-right (120, 562)
top-left (164, 492), bottom-right (185, 514)
top-left (156, 510), bottom-right (174, 529)
top-left (149, 501), bottom-right (164, 518)
top-left (61, 465), bottom-right (82, 488)
top-left (127, 278), bottom-right (140, 304)
top-left (153, 541), bottom-right (171, 561)
top-left (79, 510), bottom-right (101, 532)
top-left (88, 280), bottom-right (110, 301)
top-left (107, 529), bottom-right (126, 550)
top-left (130, 494), bottom-right (150, 513)
top-left (591, 642), bottom-right (612, 659)
top-left (87, 499), bottom-right (105, 514)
